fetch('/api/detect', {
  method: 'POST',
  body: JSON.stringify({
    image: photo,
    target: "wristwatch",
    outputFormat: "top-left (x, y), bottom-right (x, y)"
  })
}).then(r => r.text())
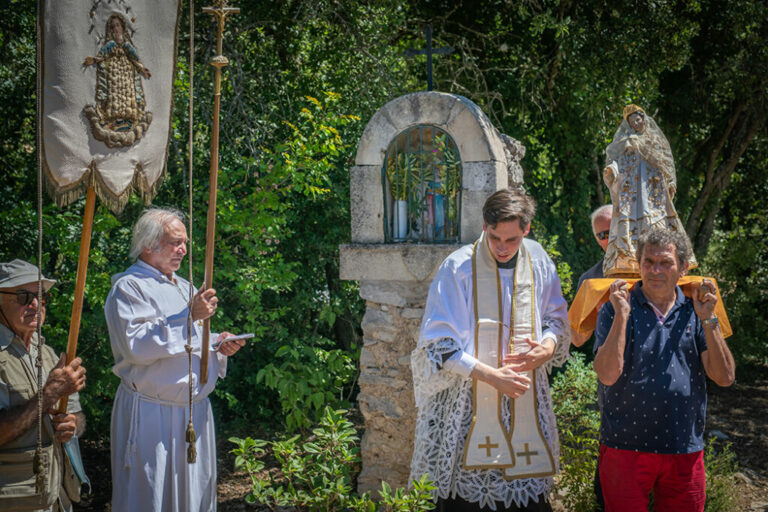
top-left (701, 316), bottom-right (719, 328)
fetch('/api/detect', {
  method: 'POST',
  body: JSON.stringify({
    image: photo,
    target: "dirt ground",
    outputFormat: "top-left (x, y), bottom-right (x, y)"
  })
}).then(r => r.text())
top-left (73, 376), bottom-right (768, 511)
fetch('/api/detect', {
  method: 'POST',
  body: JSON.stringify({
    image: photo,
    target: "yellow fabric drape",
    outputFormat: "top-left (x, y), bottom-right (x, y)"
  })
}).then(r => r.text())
top-left (569, 276), bottom-right (732, 339)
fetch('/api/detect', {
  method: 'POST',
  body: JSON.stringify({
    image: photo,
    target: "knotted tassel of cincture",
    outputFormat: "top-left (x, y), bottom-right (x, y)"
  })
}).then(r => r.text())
top-left (33, 446), bottom-right (46, 493)
top-left (186, 419), bottom-right (197, 463)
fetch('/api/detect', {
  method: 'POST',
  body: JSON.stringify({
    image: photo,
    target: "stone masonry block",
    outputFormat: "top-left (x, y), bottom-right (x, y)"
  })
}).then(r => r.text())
top-left (462, 160), bottom-right (508, 192)
top-left (350, 165), bottom-right (385, 243)
top-left (460, 189), bottom-right (488, 243)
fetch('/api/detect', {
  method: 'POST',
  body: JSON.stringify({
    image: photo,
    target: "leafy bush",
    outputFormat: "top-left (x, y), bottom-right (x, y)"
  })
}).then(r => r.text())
top-left (700, 223), bottom-right (768, 380)
top-left (230, 408), bottom-right (436, 512)
top-left (702, 440), bottom-right (738, 512)
top-left (551, 352), bottom-right (600, 512)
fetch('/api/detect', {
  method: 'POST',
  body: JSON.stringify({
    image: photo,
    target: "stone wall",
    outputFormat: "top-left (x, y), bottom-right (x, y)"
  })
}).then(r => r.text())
top-left (355, 281), bottom-right (427, 491)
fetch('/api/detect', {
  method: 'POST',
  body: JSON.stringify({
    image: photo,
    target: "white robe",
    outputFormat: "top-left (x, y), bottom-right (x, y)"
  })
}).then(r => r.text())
top-left (410, 238), bottom-right (569, 510)
top-left (105, 260), bottom-right (227, 512)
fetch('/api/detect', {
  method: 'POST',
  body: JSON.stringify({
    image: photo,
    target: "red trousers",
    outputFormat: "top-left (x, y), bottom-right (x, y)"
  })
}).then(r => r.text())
top-left (599, 444), bottom-right (705, 512)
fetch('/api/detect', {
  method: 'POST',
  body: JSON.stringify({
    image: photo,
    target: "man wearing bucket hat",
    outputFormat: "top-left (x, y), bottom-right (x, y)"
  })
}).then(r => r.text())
top-left (0, 259), bottom-right (87, 511)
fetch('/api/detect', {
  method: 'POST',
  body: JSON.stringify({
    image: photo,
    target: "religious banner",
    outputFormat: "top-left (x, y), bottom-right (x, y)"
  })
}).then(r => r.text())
top-left (41, 0), bottom-right (181, 213)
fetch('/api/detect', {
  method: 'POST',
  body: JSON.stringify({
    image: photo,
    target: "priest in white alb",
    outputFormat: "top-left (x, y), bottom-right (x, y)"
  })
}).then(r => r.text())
top-left (105, 208), bottom-right (245, 512)
top-left (410, 189), bottom-right (570, 511)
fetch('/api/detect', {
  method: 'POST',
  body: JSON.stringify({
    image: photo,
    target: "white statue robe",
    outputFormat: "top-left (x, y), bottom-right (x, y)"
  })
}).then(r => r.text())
top-left (105, 260), bottom-right (227, 512)
top-left (410, 238), bottom-right (569, 510)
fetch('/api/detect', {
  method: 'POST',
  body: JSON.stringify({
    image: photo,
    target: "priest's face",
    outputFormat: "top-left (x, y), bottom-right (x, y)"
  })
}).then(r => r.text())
top-left (142, 219), bottom-right (188, 279)
top-left (484, 220), bottom-right (530, 264)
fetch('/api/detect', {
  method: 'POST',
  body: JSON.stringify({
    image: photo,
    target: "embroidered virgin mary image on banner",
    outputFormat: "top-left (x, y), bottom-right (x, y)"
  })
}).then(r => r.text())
top-left (41, 0), bottom-right (181, 214)
top-left (82, 12), bottom-right (153, 149)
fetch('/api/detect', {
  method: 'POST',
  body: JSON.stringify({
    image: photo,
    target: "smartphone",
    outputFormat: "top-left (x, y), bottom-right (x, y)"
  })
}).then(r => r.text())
top-left (211, 333), bottom-right (254, 350)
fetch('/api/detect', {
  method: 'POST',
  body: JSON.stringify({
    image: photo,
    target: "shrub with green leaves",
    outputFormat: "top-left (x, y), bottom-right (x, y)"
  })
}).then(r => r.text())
top-left (702, 440), bottom-right (738, 512)
top-left (551, 352), bottom-right (600, 512)
top-left (230, 408), bottom-right (436, 512)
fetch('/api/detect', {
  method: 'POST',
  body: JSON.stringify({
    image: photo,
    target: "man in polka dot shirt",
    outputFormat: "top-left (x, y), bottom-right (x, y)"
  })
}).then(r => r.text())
top-left (593, 228), bottom-right (735, 512)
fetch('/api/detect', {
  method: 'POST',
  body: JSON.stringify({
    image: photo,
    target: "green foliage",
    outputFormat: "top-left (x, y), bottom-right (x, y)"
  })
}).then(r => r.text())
top-left (256, 339), bottom-right (357, 431)
top-left (703, 440), bottom-right (739, 512)
top-left (700, 225), bottom-right (768, 374)
top-left (551, 352), bottom-right (600, 512)
top-left (536, 233), bottom-right (573, 299)
top-left (230, 408), bottom-right (436, 512)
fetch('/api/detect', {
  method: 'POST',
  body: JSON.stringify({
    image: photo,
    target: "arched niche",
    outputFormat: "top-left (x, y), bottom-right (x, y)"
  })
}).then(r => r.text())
top-left (350, 91), bottom-right (508, 245)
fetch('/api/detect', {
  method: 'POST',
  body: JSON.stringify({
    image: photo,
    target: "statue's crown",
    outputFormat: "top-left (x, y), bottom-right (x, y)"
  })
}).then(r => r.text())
top-left (623, 104), bottom-right (645, 120)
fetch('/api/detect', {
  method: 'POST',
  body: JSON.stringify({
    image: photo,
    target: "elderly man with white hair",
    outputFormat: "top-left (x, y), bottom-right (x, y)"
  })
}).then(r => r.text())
top-left (105, 208), bottom-right (245, 512)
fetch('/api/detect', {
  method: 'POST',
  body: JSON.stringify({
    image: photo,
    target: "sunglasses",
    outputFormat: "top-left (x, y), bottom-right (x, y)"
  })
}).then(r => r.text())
top-left (0, 290), bottom-right (51, 306)
top-left (596, 230), bottom-right (610, 241)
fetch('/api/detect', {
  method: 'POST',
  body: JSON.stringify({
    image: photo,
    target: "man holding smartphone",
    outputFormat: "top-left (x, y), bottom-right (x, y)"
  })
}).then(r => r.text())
top-left (105, 208), bottom-right (245, 512)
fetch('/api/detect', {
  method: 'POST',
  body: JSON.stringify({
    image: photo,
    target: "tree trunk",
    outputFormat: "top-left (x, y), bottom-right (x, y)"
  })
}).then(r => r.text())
top-left (685, 100), bottom-right (766, 256)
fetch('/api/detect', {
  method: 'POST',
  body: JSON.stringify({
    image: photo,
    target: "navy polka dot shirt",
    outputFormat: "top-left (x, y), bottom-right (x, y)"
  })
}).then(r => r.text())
top-left (594, 283), bottom-right (708, 454)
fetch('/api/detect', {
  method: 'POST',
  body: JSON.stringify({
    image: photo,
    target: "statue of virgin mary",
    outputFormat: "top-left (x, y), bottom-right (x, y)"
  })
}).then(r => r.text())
top-left (602, 104), bottom-right (696, 276)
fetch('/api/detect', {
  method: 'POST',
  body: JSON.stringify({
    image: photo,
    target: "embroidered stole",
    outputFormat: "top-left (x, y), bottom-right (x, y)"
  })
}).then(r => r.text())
top-left (462, 233), bottom-right (555, 479)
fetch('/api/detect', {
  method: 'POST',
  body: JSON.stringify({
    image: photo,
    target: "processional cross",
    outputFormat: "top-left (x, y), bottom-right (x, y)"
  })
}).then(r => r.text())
top-left (404, 25), bottom-right (454, 91)
top-left (200, 0), bottom-right (239, 385)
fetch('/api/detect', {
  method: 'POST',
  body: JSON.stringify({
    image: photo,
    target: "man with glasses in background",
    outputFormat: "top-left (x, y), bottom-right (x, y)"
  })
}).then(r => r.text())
top-left (0, 259), bottom-right (87, 511)
top-left (572, 204), bottom-right (612, 348)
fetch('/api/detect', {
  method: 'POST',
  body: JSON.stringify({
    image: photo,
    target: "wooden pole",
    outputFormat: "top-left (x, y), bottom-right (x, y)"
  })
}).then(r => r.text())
top-left (57, 185), bottom-right (96, 413)
top-left (200, 2), bottom-right (239, 384)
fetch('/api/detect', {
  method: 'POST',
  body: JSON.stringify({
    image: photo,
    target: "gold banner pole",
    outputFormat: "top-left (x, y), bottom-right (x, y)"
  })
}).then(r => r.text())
top-left (200, 0), bottom-right (239, 385)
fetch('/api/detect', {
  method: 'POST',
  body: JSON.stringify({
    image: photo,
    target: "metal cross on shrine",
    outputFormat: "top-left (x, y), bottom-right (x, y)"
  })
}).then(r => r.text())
top-left (404, 25), bottom-right (454, 91)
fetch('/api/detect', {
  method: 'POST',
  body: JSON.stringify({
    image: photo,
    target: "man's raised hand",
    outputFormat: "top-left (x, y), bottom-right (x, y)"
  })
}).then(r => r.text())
top-left (42, 354), bottom-right (86, 409)
top-left (693, 279), bottom-right (718, 321)
top-left (609, 279), bottom-right (631, 318)
top-left (191, 287), bottom-right (218, 321)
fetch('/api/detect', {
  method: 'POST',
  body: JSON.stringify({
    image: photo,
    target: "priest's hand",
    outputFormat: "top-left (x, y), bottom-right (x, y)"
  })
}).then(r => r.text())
top-left (192, 288), bottom-right (218, 321)
top-left (49, 410), bottom-right (77, 443)
top-left (503, 338), bottom-right (555, 372)
top-left (471, 362), bottom-right (531, 399)
top-left (215, 332), bottom-right (245, 357)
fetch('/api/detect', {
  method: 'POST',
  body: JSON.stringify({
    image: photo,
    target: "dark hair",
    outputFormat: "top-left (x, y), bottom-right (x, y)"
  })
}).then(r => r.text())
top-left (637, 228), bottom-right (692, 268)
top-left (482, 188), bottom-right (537, 229)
